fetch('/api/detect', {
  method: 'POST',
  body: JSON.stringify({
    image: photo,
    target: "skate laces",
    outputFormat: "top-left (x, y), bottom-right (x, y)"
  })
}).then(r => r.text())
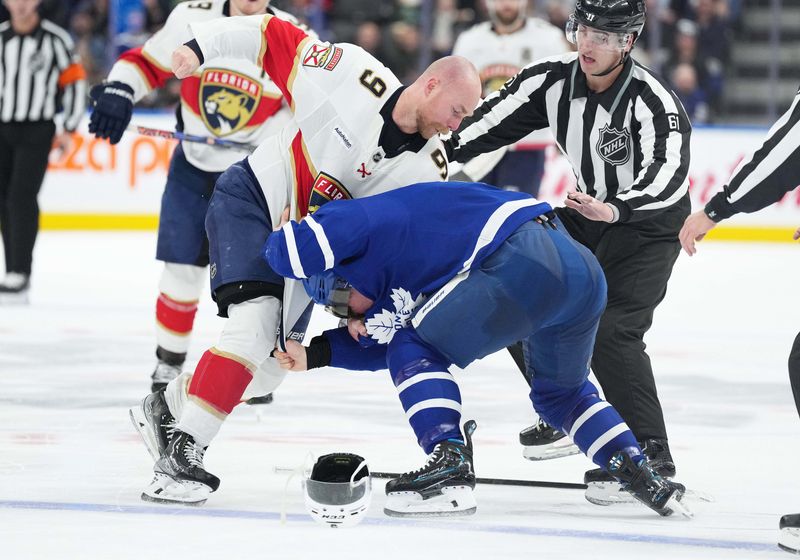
top-left (533, 418), bottom-right (549, 433)
top-left (181, 437), bottom-right (206, 468)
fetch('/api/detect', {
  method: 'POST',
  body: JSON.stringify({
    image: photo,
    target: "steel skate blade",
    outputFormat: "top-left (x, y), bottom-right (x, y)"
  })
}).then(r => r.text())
top-left (129, 407), bottom-right (160, 461)
top-left (584, 481), bottom-right (636, 506)
top-left (523, 440), bottom-right (581, 461)
top-left (384, 485), bottom-right (477, 518)
top-left (665, 493), bottom-right (693, 519)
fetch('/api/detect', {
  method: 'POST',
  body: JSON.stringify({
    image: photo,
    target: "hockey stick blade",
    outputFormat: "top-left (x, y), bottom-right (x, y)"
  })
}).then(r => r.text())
top-left (371, 471), bottom-right (587, 490)
top-left (126, 124), bottom-right (258, 152)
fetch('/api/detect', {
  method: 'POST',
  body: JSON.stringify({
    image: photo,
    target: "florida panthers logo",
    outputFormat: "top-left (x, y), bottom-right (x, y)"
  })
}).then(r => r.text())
top-left (200, 69), bottom-right (261, 136)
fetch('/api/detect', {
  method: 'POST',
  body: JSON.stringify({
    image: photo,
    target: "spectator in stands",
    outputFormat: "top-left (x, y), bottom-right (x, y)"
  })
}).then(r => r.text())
top-left (670, 62), bottom-right (709, 123)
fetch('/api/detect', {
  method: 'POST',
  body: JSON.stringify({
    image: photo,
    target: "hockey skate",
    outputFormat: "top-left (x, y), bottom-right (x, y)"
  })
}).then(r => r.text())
top-left (0, 273), bottom-right (29, 305)
top-left (141, 430), bottom-right (220, 506)
top-left (779, 513), bottom-right (800, 554)
top-left (520, 418), bottom-right (580, 460)
top-left (584, 438), bottom-right (675, 506)
top-left (150, 347), bottom-right (184, 392)
top-left (245, 393), bottom-right (274, 405)
top-left (604, 450), bottom-right (691, 518)
top-left (384, 420), bottom-right (477, 518)
top-left (129, 389), bottom-right (175, 460)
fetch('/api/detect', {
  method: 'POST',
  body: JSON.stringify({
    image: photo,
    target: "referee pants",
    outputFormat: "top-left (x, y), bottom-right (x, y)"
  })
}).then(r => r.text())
top-left (0, 121), bottom-right (55, 276)
top-left (553, 196), bottom-right (690, 443)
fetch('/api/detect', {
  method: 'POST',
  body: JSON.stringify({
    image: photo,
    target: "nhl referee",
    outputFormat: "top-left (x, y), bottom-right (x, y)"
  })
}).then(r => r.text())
top-left (679, 87), bottom-right (800, 555)
top-left (0, 0), bottom-right (85, 301)
top-left (447, 0), bottom-right (690, 504)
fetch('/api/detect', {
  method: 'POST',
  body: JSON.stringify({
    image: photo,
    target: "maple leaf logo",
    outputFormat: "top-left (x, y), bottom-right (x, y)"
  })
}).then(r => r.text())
top-left (365, 288), bottom-right (426, 344)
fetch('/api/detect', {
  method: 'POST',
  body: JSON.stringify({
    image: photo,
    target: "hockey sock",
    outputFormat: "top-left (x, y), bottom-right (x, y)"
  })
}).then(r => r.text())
top-left (156, 292), bottom-right (199, 354)
top-left (388, 329), bottom-right (462, 454)
top-left (165, 371), bottom-right (192, 418)
top-left (562, 386), bottom-right (642, 468)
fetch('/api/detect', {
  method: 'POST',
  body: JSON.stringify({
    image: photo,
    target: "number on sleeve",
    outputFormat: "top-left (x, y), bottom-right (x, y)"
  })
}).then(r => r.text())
top-left (431, 148), bottom-right (448, 180)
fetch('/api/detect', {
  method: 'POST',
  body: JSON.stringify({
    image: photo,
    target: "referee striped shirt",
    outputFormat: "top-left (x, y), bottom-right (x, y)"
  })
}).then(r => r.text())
top-left (449, 53), bottom-right (691, 223)
top-left (0, 19), bottom-right (86, 132)
top-left (705, 86), bottom-right (800, 221)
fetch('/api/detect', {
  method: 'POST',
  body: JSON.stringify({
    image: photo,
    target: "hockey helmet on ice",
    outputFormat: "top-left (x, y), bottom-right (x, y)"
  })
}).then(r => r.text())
top-left (303, 453), bottom-right (371, 528)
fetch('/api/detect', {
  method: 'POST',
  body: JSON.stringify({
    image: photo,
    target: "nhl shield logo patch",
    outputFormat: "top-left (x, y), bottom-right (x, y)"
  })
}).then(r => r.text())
top-left (200, 69), bottom-right (261, 137)
top-left (596, 125), bottom-right (631, 165)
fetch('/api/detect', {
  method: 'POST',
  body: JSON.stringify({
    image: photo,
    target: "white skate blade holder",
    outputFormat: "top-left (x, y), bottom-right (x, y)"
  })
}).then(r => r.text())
top-left (779, 514), bottom-right (800, 554)
top-left (585, 480), bottom-right (713, 508)
top-left (141, 473), bottom-right (213, 507)
top-left (384, 485), bottom-right (476, 518)
top-left (129, 407), bottom-right (160, 462)
top-left (523, 439), bottom-right (581, 461)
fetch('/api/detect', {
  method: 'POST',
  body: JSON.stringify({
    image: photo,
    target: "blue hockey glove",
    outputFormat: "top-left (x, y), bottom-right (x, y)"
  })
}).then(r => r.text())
top-left (88, 81), bottom-right (134, 144)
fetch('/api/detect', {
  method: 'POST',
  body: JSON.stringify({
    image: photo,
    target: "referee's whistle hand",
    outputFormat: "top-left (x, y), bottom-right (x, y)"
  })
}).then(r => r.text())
top-left (171, 46), bottom-right (199, 79)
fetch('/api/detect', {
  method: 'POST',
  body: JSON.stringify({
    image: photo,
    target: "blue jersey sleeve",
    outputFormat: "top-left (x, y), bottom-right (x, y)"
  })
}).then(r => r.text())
top-left (327, 326), bottom-right (388, 371)
top-left (263, 201), bottom-right (370, 279)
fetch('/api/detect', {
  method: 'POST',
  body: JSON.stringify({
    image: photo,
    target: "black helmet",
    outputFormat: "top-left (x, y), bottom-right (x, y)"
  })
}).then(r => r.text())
top-left (573, 0), bottom-right (646, 36)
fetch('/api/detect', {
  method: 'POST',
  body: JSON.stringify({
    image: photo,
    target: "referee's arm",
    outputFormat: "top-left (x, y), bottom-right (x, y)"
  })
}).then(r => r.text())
top-left (54, 36), bottom-right (87, 133)
top-left (704, 88), bottom-right (800, 222)
top-left (610, 92), bottom-right (692, 223)
top-left (447, 62), bottom-right (553, 163)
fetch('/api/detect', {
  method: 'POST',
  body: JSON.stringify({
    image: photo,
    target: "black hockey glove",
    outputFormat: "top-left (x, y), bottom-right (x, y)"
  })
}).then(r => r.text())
top-left (88, 81), bottom-right (134, 145)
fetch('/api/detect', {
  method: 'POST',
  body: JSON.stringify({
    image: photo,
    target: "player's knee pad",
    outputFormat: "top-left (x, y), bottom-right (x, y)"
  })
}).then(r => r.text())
top-left (530, 378), bottom-right (598, 430)
top-left (216, 295), bottom-right (281, 368)
top-left (159, 262), bottom-right (207, 301)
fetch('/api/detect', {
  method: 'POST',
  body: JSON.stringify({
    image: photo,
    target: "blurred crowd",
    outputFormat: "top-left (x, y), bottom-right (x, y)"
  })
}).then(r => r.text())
top-left (0, 0), bottom-right (736, 123)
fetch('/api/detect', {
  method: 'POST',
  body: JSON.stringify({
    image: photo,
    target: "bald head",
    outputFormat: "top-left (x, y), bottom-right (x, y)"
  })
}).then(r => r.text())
top-left (420, 56), bottom-right (481, 95)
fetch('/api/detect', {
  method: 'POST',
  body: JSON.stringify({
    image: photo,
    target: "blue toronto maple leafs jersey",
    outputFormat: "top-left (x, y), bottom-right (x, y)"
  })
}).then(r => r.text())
top-left (264, 181), bottom-right (552, 346)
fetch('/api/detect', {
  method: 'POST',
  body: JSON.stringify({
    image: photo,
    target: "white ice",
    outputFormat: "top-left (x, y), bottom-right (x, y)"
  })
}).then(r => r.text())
top-left (1, 232), bottom-right (798, 559)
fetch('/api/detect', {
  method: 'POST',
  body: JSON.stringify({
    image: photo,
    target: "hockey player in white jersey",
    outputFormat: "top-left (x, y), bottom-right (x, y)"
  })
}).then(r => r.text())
top-left (129, 13), bottom-right (482, 505)
top-left (88, 0), bottom-right (308, 395)
top-left (452, 0), bottom-right (568, 197)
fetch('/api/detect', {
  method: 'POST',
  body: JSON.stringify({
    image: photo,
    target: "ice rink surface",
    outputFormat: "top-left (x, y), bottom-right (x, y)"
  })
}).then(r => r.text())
top-left (1, 231), bottom-right (798, 559)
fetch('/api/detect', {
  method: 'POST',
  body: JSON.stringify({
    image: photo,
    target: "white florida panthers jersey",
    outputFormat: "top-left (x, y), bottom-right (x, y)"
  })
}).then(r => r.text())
top-left (107, 0), bottom-right (308, 172)
top-left (452, 18), bottom-right (567, 150)
top-left (191, 14), bottom-right (451, 219)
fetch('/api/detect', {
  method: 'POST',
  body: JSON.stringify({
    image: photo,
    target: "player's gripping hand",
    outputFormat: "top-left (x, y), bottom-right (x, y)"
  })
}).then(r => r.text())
top-left (88, 81), bottom-right (134, 145)
top-left (274, 340), bottom-right (308, 371)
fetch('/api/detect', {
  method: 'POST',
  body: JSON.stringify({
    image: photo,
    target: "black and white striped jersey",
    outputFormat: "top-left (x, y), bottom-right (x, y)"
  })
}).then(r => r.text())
top-left (0, 19), bottom-right (86, 132)
top-left (449, 53), bottom-right (691, 223)
top-left (705, 87), bottom-right (800, 222)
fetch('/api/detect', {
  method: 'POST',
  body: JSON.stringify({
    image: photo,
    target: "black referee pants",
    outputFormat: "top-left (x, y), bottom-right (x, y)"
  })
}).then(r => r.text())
top-left (552, 197), bottom-right (690, 443)
top-left (0, 121), bottom-right (55, 276)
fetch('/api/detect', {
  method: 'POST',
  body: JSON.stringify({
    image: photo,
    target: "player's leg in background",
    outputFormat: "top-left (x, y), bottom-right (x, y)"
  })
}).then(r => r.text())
top-left (480, 149), bottom-right (546, 197)
top-left (151, 145), bottom-right (220, 391)
top-left (0, 122), bottom-right (55, 296)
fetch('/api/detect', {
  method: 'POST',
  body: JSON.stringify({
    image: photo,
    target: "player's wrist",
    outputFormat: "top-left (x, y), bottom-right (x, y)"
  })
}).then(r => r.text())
top-left (305, 335), bottom-right (331, 369)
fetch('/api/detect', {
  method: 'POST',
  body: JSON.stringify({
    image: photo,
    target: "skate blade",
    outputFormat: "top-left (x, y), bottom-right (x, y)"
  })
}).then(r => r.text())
top-left (664, 492), bottom-right (693, 519)
top-left (141, 473), bottom-right (211, 506)
top-left (584, 481), bottom-right (636, 506)
top-left (522, 440), bottom-right (581, 461)
top-left (0, 292), bottom-right (29, 305)
top-left (384, 485), bottom-right (476, 518)
top-left (129, 406), bottom-right (160, 461)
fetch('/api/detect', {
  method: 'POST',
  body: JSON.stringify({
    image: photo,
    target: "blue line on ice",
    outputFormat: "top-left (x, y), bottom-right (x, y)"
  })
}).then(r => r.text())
top-left (0, 499), bottom-right (777, 552)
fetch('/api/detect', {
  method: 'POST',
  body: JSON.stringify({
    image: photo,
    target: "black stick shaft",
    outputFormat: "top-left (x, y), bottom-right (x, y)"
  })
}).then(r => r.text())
top-left (371, 471), bottom-right (587, 490)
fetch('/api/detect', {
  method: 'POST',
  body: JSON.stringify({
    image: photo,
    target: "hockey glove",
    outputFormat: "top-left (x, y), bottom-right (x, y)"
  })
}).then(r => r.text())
top-left (88, 81), bottom-right (135, 145)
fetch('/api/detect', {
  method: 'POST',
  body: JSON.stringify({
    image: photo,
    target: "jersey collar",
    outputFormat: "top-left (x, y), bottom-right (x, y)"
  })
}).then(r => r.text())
top-left (378, 86), bottom-right (428, 158)
top-left (569, 56), bottom-right (634, 113)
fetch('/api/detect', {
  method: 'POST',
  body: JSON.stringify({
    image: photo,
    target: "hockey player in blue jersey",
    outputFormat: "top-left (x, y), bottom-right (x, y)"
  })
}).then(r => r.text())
top-left (265, 181), bottom-right (691, 518)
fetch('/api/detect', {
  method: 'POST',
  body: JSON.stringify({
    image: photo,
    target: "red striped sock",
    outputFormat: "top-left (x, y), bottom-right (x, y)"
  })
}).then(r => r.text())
top-left (156, 293), bottom-right (198, 336)
top-left (189, 349), bottom-right (253, 415)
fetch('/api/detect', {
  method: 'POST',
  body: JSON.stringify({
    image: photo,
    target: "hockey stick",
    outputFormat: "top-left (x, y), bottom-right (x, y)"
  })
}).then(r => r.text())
top-left (371, 471), bottom-right (587, 490)
top-left (126, 124), bottom-right (258, 152)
